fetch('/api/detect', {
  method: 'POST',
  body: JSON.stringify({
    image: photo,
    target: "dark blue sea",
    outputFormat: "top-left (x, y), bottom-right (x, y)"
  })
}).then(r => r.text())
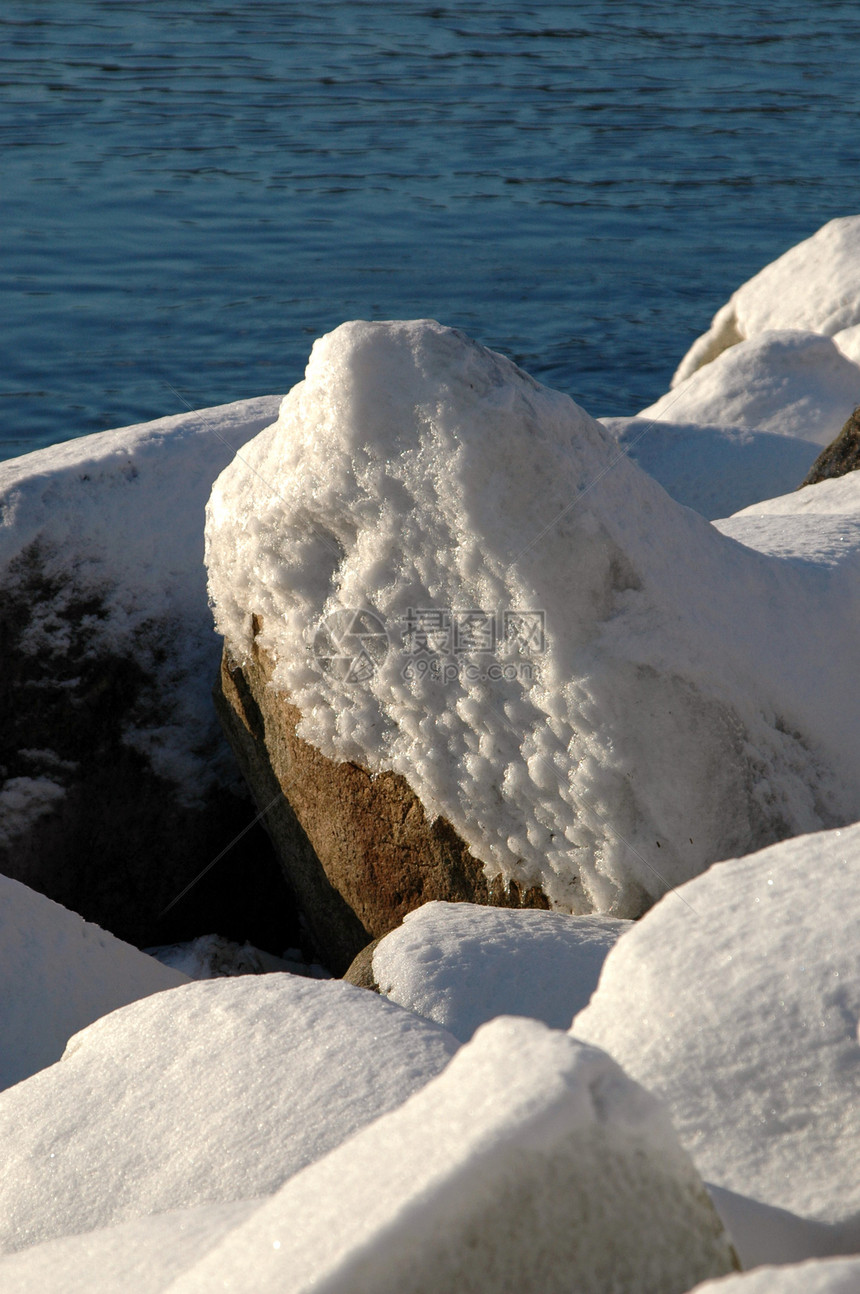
top-left (4, 0), bottom-right (860, 460)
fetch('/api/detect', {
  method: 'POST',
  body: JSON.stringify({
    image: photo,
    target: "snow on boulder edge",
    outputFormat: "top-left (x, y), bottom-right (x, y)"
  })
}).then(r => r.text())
top-left (206, 319), bottom-right (860, 949)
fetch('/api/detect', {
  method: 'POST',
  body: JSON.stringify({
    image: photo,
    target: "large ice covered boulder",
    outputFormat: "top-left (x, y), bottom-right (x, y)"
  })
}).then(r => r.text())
top-left (363, 900), bottom-right (629, 1042)
top-left (0, 872), bottom-right (187, 1092)
top-left (573, 823), bottom-right (860, 1240)
top-left (206, 320), bottom-right (860, 952)
top-left (672, 215), bottom-right (860, 384)
top-left (0, 395), bottom-right (295, 947)
top-left (166, 1016), bottom-right (738, 1294)
top-left (0, 974), bottom-right (459, 1253)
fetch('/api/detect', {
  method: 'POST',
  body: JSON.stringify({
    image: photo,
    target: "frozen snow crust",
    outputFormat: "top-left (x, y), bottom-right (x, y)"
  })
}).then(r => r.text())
top-left (673, 215), bottom-right (860, 383)
top-left (167, 1017), bottom-right (737, 1294)
top-left (0, 975), bottom-right (459, 1253)
top-left (573, 822), bottom-right (860, 1227)
top-left (371, 901), bottom-right (629, 1041)
top-left (206, 319), bottom-right (860, 916)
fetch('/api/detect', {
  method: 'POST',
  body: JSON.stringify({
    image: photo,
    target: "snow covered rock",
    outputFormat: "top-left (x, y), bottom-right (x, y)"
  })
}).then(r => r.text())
top-left (688, 1257), bottom-right (860, 1294)
top-left (801, 406), bottom-right (860, 486)
top-left (0, 974), bottom-right (459, 1253)
top-left (364, 900), bottom-right (629, 1041)
top-left (572, 823), bottom-right (860, 1235)
top-left (207, 319), bottom-right (860, 930)
top-left (640, 330), bottom-right (860, 446)
top-left (673, 215), bottom-right (860, 384)
top-left (216, 629), bottom-right (549, 974)
top-left (599, 415), bottom-right (818, 519)
top-left (0, 872), bottom-right (187, 1092)
top-left (0, 395), bottom-right (296, 947)
top-left (167, 1016), bottom-right (738, 1294)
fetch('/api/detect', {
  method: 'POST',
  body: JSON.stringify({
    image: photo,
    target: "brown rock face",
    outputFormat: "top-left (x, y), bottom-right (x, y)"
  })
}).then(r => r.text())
top-left (801, 406), bottom-right (860, 485)
top-left (215, 622), bottom-right (549, 974)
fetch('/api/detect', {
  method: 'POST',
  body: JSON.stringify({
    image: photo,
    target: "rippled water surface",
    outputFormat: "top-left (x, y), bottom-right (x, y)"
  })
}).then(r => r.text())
top-left (4, 1), bottom-right (860, 458)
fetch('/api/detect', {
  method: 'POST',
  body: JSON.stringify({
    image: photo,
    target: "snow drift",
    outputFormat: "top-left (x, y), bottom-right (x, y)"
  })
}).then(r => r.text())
top-left (206, 319), bottom-right (860, 916)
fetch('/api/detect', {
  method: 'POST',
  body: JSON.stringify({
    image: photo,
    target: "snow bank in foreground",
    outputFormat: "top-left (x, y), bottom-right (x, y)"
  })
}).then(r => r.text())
top-left (169, 1017), bottom-right (737, 1294)
top-left (690, 1257), bottom-right (860, 1294)
top-left (0, 873), bottom-right (187, 1092)
top-left (207, 319), bottom-right (860, 915)
top-left (599, 415), bottom-right (818, 519)
top-left (0, 976), bottom-right (458, 1253)
top-left (673, 215), bottom-right (860, 383)
top-left (642, 330), bottom-right (860, 446)
top-left (371, 902), bottom-right (629, 1041)
top-left (0, 394), bottom-right (280, 797)
top-left (573, 823), bottom-right (860, 1231)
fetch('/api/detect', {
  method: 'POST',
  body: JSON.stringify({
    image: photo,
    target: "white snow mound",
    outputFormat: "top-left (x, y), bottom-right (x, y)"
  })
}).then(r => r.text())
top-left (642, 330), bottom-right (860, 446)
top-left (0, 975), bottom-right (458, 1253)
top-left (371, 901), bottom-right (629, 1041)
top-left (206, 319), bottom-right (860, 915)
top-left (573, 822), bottom-right (860, 1229)
top-left (0, 873), bottom-right (187, 1092)
top-left (167, 1017), bottom-right (737, 1294)
top-left (689, 1257), bottom-right (860, 1294)
top-left (673, 215), bottom-right (860, 383)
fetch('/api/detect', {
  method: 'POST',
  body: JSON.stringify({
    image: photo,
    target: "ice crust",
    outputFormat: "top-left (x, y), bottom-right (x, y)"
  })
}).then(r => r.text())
top-left (0, 975), bottom-right (459, 1253)
top-left (642, 330), bottom-right (860, 446)
top-left (0, 873), bottom-right (187, 1092)
top-left (673, 215), bottom-right (860, 383)
top-left (0, 395), bottom-right (281, 797)
top-left (206, 319), bottom-right (860, 914)
top-left (167, 1017), bottom-right (737, 1294)
top-left (371, 901), bottom-right (629, 1041)
top-left (572, 822), bottom-right (860, 1227)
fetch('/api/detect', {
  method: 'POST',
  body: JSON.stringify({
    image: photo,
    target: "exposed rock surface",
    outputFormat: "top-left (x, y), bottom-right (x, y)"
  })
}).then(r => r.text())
top-left (216, 630), bottom-right (549, 974)
top-left (801, 406), bottom-right (860, 485)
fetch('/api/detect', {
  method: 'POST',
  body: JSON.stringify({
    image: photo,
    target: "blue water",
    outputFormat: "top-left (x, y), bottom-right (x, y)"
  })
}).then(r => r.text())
top-left (4, 1), bottom-right (860, 460)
